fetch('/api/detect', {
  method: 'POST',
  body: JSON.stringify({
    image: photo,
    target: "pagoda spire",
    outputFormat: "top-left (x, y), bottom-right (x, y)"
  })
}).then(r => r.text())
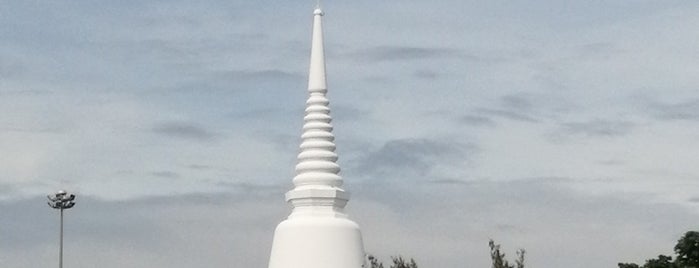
top-left (267, 7), bottom-right (366, 268)
top-left (285, 6), bottom-right (348, 209)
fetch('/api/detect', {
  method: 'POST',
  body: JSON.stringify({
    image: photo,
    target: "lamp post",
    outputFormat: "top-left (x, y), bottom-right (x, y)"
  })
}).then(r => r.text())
top-left (48, 190), bottom-right (76, 268)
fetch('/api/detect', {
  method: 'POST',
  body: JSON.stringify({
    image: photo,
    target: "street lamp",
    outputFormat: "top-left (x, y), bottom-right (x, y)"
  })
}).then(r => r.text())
top-left (47, 190), bottom-right (76, 268)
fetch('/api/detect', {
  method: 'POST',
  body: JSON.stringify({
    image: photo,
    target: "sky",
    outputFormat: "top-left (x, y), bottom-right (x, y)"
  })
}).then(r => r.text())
top-left (1, 0), bottom-right (699, 267)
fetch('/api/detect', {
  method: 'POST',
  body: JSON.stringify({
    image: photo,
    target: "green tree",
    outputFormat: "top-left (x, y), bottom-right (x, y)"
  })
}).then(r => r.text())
top-left (367, 255), bottom-right (418, 268)
top-left (644, 255), bottom-right (675, 268)
top-left (389, 256), bottom-right (418, 268)
top-left (619, 254), bottom-right (676, 268)
top-left (368, 255), bottom-right (384, 268)
top-left (490, 239), bottom-right (525, 268)
top-left (618, 264), bottom-right (641, 268)
top-left (675, 231), bottom-right (699, 268)
top-left (618, 231), bottom-right (699, 268)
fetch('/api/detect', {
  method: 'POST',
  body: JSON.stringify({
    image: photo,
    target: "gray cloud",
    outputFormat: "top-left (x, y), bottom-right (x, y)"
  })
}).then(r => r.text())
top-left (350, 177), bottom-right (699, 268)
top-left (332, 105), bottom-right (369, 122)
top-left (219, 69), bottom-right (303, 82)
top-left (458, 92), bottom-right (584, 131)
top-left (475, 108), bottom-right (540, 123)
top-left (577, 42), bottom-right (624, 59)
top-left (0, 182), bottom-right (19, 196)
top-left (0, 126), bottom-right (62, 133)
top-left (150, 171), bottom-right (181, 179)
top-left (348, 46), bottom-right (461, 62)
top-left (597, 159), bottom-right (625, 166)
top-left (1, 195), bottom-right (165, 250)
top-left (0, 89), bottom-right (54, 96)
top-left (3, 179), bottom-right (696, 268)
top-left (462, 93), bottom-right (552, 126)
top-left (555, 119), bottom-right (636, 138)
top-left (500, 94), bottom-right (535, 111)
top-left (412, 69), bottom-right (439, 80)
top-left (458, 115), bottom-right (496, 127)
top-left (215, 181), bottom-right (286, 193)
top-left (426, 178), bottom-right (475, 185)
top-left (187, 164), bottom-right (214, 170)
top-left (164, 69), bottom-right (304, 96)
top-left (0, 57), bottom-right (25, 79)
top-left (2, 1), bottom-right (699, 268)
top-left (0, 191), bottom-right (285, 268)
top-left (349, 138), bottom-right (476, 179)
top-left (152, 122), bottom-right (215, 141)
top-left (651, 99), bottom-right (699, 121)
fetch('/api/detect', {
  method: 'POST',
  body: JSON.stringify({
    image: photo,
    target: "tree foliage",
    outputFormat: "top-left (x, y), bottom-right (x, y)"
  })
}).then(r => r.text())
top-left (490, 239), bottom-right (525, 268)
top-left (367, 255), bottom-right (418, 268)
top-left (367, 230), bottom-right (697, 268)
top-left (369, 240), bottom-right (526, 268)
top-left (389, 256), bottom-right (418, 268)
top-left (618, 231), bottom-right (699, 268)
top-left (368, 255), bottom-right (384, 268)
top-left (675, 231), bottom-right (699, 268)
top-left (618, 264), bottom-right (641, 268)
top-left (645, 255), bottom-right (676, 268)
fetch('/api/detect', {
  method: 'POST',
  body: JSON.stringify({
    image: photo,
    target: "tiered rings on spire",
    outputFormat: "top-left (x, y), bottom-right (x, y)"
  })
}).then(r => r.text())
top-left (293, 92), bottom-right (342, 187)
top-left (285, 8), bottom-right (349, 210)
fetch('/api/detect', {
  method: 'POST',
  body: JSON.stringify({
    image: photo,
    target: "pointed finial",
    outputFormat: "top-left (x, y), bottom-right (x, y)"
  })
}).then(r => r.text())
top-left (314, 0), bottom-right (323, 15)
top-left (308, 6), bottom-right (327, 91)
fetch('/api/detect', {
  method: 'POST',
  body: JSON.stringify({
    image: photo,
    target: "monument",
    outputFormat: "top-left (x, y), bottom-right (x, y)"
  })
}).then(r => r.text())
top-left (267, 6), bottom-right (367, 268)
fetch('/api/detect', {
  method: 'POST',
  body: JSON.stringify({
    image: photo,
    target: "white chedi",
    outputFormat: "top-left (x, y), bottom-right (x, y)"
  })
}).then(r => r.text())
top-left (267, 7), bottom-right (366, 268)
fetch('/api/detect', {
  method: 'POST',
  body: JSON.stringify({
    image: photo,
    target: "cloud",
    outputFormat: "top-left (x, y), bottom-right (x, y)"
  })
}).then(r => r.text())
top-left (0, 56), bottom-right (26, 79)
top-left (412, 69), bottom-right (439, 80)
top-left (458, 115), bottom-right (496, 127)
top-left (150, 171), bottom-right (181, 179)
top-left (650, 99), bottom-right (699, 121)
top-left (597, 159), bottom-right (625, 166)
top-left (6, 178), bottom-right (696, 268)
top-left (349, 138), bottom-right (477, 179)
top-left (475, 108), bottom-right (540, 123)
top-left (462, 93), bottom-right (558, 125)
top-left (2, 1), bottom-right (699, 268)
top-left (2, 171), bottom-right (698, 268)
top-left (215, 181), bottom-right (286, 193)
top-left (577, 42), bottom-right (624, 59)
top-left (351, 177), bottom-right (699, 268)
top-left (332, 105), bottom-right (369, 122)
top-left (187, 164), bottom-right (214, 170)
top-left (219, 69), bottom-right (303, 82)
top-left (0, 89), bottom-right (54, 96)
top-left (0, 192), bottom-right (286, 268)
top-left (348, 46), bottom-right (461, 62)
top-left (500, 94), bottom-right (535, 111)
top-left (427, 178), bottom-right (476, 185)
top-left (151, 121), bottom-right (216, 141)
top-left (0, 182), bottom-right (19, 197)
top-left (162, 69), bottom-right (304, 97)
top-left (0, 126), bottom-right (62, 133)
top-left (555, 119), bottom-right (636, 138)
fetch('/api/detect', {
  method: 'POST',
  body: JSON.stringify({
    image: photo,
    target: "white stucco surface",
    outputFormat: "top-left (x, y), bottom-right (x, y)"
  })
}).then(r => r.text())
top-left (267, 7), bottom-right (366, 268)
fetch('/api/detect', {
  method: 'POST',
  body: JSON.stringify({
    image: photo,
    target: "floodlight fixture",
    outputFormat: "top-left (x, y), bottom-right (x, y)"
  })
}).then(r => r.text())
top-left (47, 190), bottom-right (76, 268)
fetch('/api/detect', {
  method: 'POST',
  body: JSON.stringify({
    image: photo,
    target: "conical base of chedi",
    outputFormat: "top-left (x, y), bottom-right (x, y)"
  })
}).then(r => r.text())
top-left (267, 7), bottom-right (366, 268)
